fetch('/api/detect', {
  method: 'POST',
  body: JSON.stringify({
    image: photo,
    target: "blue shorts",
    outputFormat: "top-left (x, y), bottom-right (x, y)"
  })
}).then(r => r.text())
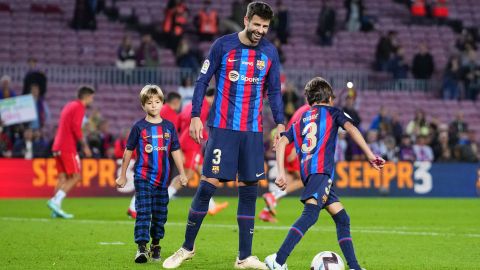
top-left (301, 173), bottom-right (340, 208)
top-left (202, 127), bottom-right (264, 182)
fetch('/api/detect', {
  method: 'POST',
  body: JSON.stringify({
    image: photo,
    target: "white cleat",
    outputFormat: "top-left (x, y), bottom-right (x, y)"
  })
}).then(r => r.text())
top-left (265, 254), bottom-right (288, 270)
top-left (235, 255), bottom-right (268, 269)
top-left (162, 247), bottom-right (195, 269)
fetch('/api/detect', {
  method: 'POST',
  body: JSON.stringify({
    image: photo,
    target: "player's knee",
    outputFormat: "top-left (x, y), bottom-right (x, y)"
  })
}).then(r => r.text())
top-left (333, 209), bottom-right (350, 226)
top-left (303, 203), bottom-right (321, 226)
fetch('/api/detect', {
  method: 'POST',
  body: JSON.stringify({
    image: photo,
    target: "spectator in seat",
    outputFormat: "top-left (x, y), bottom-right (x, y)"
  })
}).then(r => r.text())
top-left (384, 135), bottom-right (399, 162)
top-left (12, 128), bottom-right (47, 159)
top-left (449, 111), bottom-right (468, 146)
top-left (412, 43), bottom-right (435, 79)
top-left (345, 0), bottom-right (364, 32)
top-left (136, 34), bottom-right (159, 67)
top-left (195, 0), bottom-right (218, 42)
top-left (406, 108), bottom-right (430, 140)
top-left (29, 83), bottom-right (50, 130)
top-left (23, 58), bottom-right (47, 97)
top-left (316, 0), bottom-right (336, 46)
top-left (163, 0), bottom-right (189, 51)
top-left (390, 111), bottom-right (403, 145)
top-left (455, 29), bottom-right (477, 52)
top-left (0, 121), bottom-right (13, 158)
top-left (0, 75), bottom-right (16, 100)
top-left (375, 31), bottom-right (398, 71)
top-left (461, 48), bottom-right (480, 101)
top-left (388, 46), bottom-right (409, 79)
top-left (399, 134), bottom-right (416, 162)
top-left (454, 130), bottom-right (479, 162)
top-left (116, 35), bottom-right (137, 69)
top-left (413, 134), bottom-right (434, 162)
top-left (272, 0), bottom-right (290, 44)
top-left (176, 38), bottom-right (202, 74)
top-left (335, 129), bottom-right (348, 162)
top-left (442, 55), bottom-right (461, 100)
top-left (366, 129), bottom-right (387, 159)
top-left (342, 95), bottom-right (361, 127)
top-left (432, 0), bottom-right (448, 24)
top-left (433, 131), bottom-right (453, 162)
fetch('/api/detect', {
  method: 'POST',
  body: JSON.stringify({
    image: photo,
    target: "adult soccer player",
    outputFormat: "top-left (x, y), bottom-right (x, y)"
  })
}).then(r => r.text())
top-left (47, 86), bottom-right (95, 218)
top-left (260, 104), bottom-right (310, 222)
top-left (264, 77), bottom-right (385, 270)
top-left (163, 2), bottom-right (285, 269)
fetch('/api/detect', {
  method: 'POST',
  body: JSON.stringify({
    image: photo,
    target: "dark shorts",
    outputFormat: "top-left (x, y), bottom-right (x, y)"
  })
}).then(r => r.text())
top-left (301, 173), bottom-right (340, 208)
top-left (202, 127), bottom-right (264, 182)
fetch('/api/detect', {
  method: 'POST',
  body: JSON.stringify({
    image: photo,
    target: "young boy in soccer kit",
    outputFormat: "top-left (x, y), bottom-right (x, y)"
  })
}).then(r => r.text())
top-left (116, 85), bottom-right (188, 263)
top-left (265, 77), bottom-right (385, 270)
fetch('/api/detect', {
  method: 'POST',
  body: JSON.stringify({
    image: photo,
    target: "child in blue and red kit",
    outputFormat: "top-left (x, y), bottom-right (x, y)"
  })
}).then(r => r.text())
top-left (265, 77), bottom-right (385, 270)
top-left (116, 85), bottom-right (188, 263)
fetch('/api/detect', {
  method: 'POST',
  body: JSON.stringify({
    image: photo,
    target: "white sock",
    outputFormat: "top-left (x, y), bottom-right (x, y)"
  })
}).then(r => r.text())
top-left (168, 186), bottom-right (177, 199)
top-left (273, 190), bottom-right (287, 200)
top-left (129, 196), bottom-right (136, 211)
top-left (52, 190), bottom-right (66, 206)
top-left (208, 198), bottom-right (216, 210)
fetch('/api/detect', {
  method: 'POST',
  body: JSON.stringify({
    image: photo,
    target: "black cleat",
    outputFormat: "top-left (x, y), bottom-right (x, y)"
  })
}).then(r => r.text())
top-left (135, 245), bottom-right (148, 263)
top-left (150, 244), bottom-right (161, 262)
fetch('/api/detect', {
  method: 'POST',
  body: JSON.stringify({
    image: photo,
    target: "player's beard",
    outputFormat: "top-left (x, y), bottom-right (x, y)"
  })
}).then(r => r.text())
top-left (246, 28), bottom-right (264, 44)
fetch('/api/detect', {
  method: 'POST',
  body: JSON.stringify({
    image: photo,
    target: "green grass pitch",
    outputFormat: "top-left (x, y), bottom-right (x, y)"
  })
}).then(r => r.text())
top-left (0, 197), bottom-right (479, 269)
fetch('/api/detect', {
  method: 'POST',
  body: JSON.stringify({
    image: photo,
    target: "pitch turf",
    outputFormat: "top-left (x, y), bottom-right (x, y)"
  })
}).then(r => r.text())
top-left (0, 197), bottom-right (479, 269)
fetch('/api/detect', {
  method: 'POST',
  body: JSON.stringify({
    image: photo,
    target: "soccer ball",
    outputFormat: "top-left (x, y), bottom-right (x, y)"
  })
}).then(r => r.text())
top-left (311, 251), bottom-right (345, 270)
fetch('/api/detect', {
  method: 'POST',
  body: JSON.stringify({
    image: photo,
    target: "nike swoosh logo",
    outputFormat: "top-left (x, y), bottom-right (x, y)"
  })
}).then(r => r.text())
top-left (227, 58), bottom-right (239, 62)
top-left (255, 172), bottom-right (265, 177)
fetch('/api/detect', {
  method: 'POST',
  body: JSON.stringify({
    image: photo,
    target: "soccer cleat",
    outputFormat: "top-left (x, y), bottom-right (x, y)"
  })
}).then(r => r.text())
top-left (234, 255), bottom-right (268, 269)
top-left (162, 247), bottom-right (195, 269)
top-left (265, 254), bottom-right (288, 270)
top-left (262, 193), bottom-right (277, 216)
top-left (208, 201), bottom-right (229, 215)
top-left (258, 209), bottom-right (277, 223)
top-left (135, 245), bottom-right (148, 263)
top-left (47, 200), bottom-right (73, 219)
top-left (127, 208), bottom-right (137, 219)
top-left (149, 244), bottom-right (161, 262)
top-left (51, 211), bottom-right (58, 218)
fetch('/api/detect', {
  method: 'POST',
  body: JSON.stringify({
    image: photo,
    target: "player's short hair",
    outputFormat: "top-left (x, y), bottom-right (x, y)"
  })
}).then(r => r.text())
top-left (206, 87), bottom-right (215, 97)
top-left (304, 77), bottom-right (335, 106)
top-left (139, 84), bottom-right (164, 106)
top-left (166, 92), bottom-right (182, 103)
top-left (246, 1), bottom-right (274, 21)
top-left (77, 86), bottom-right (95, 100)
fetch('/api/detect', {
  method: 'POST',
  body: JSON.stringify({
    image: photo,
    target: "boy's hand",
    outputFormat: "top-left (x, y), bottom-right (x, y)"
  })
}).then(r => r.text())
top-left (115, 176), bottom-right (127, 188)
top-left (178, 174), bottom-right (188, 187)
top-left (275, 172), bottom-right (287, 191)
top-left (369, 156), bottom-right (385, 170)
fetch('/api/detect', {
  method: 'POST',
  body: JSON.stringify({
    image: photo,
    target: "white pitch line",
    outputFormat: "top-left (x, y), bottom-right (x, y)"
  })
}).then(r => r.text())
top-left (98, 242), bottom-right (125, 245)
top-left (1, 216), bottom-right (479, 238)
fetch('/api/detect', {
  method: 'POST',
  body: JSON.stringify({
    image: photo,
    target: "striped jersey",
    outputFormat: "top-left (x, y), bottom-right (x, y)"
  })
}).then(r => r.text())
top-left (192, 33), bottom-right (284, 132)
top-left (126, 119), bottom-right (180, 187)
top-left (282, 105), bottom-right (352, 181)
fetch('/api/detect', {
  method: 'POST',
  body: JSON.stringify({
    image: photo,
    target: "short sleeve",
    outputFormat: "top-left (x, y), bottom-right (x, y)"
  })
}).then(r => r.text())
top-left (169, 124), bottom-right (180, 152)
top-left (126, 125), bottom-right (140, 150)
top-left (333, 108), bottom-right (353, 129)
top-left (281, 125), bottom-right (295, 143)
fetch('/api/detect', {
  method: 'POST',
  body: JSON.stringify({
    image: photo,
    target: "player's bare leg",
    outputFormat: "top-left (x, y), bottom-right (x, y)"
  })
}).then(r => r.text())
top-left (326, 202), bottom-right (364, 270)
top-left (54, 173), bottom-right (67, 193)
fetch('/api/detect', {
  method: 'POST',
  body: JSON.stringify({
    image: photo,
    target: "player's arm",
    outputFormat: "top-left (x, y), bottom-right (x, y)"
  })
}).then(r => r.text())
top-left (275, 128), bottom-right (294, 190)
top-left (190, 39), bottom-right (222, 143)
top-left (171, 149), bottom-right (188, 186)
top-left (116, 149), bottom-right (133, 188)
top-left (266, 50), bottom-right (285, 150)
top-left (343, 121), bottom-right (385, 170)
top-left (73, 109), bottom-right (92, 157)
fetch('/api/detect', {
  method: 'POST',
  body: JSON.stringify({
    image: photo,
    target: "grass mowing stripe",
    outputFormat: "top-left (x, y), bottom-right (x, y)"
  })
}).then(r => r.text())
top-left (2, 216), bottom-right (479, 238)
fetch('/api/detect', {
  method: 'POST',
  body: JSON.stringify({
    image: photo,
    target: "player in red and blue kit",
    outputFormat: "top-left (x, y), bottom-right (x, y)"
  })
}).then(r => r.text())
top-left (116, 85), bottom-right (187, 264)
top-left (163, 2), bottom-right (284, 269)
top-left (265, 77), bottom-right (385, 270)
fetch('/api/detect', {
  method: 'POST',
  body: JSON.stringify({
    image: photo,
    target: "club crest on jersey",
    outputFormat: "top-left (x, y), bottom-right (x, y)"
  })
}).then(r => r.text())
top-left (228, 70), bottom-right (239, 82)
top-left (212, 165), bottom-right (220, 174)
top-left (145, 144), bottom-right (153, 153)
top-left (256, 60), bottom-right (265, 70)
top-left (164, 132), bottom-right (170, 139)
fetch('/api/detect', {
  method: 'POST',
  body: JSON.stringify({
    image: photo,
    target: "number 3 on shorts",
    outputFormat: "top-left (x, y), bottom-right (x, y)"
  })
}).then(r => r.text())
top-left (212, 149), bottom-right (222, 165)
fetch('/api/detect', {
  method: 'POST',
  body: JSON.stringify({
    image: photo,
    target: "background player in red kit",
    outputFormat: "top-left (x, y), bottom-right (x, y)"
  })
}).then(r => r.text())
top-left (47, 86), bottom-right (95, 218)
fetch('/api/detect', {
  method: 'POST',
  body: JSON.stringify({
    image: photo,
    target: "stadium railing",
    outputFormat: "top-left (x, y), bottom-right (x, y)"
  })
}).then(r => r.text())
top-left (0, 64), bottom-right (439, 92)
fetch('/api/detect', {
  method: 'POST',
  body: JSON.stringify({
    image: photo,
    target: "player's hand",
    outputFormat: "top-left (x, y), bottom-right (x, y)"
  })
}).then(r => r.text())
top-left (369, 156), bottom-right (385, 170)
top-left (272, 124), bottom-right (285, 151)
top-left (178, 173), bottom-right (188, 187)
top-left (275, 172), bottom-right (287, 191)
top-left (115, 176), bottom-right (127, 188)
top-left (83, 145), bottom-right (92, 158)
top-left (189, 117), bottom-right (204, 144)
